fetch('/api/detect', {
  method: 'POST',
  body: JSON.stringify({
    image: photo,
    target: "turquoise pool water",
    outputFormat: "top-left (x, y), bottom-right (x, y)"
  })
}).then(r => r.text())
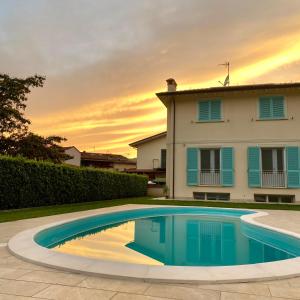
top-left (34, 207), bottom-right (300, 266)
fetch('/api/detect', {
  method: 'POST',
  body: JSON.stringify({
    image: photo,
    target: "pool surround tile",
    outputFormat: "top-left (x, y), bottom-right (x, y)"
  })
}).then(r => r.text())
top-left (8, 205), bottom-right (300, 284)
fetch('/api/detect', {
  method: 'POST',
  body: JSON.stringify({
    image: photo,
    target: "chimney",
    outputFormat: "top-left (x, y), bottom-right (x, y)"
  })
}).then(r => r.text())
top-left (166, 78), bottom-right (177, 92)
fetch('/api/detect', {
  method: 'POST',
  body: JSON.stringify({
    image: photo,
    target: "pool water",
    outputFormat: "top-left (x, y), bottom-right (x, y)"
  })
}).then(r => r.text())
top-left (34, 207), bottom-right (300, 267)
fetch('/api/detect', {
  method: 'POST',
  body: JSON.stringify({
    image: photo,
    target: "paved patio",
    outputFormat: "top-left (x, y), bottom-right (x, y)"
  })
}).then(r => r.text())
top-left (0, 206), bottom-right (300, 299)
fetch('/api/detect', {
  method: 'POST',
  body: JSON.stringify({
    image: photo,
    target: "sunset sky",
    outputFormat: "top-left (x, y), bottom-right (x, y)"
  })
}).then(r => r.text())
top-left (1, 0), bottom-right (300, 157)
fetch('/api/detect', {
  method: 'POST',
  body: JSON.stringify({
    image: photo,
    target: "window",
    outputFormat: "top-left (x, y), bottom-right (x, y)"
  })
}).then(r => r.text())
top-left (200, 149), bottom-right (220, 171)
top-left (193, 192), bottom-right (205, 200)
top-left (193, 192), bottom-right (230, 201)
top-left (248, 147), bottom-right (287, 188)
top-left (254, 195), bottom-right (267, 202)
top-left (261, 148), bottom-right (285, 188)
top-left (259, 96), bottom-right (286, 120)
top-left (160, 149), bottom-right (166, 169)
top-left (255, 194), bottom-right (295, 203)
top-left (198, 100), bottom-right (222, 121)
top-left (199, 149), bottom-right (220, 185)
top-left (187, 147), bottom-right (234, 187)
top-left (152, 159), bottom-right (159, 169)
top-left (206, 193), bottom-right (230, 201)
top-left (280, 195), bottom-right (295, 203)
top-left (261, 148), bottom-right (284, 172)
top-left (268, 195), bottom-right (280, 203)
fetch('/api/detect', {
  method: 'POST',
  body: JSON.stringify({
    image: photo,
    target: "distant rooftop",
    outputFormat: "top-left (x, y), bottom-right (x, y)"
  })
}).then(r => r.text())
top-left (62, 146), bottom-right (80, 152)
top-left (81, 151), bottom-right (136, 164)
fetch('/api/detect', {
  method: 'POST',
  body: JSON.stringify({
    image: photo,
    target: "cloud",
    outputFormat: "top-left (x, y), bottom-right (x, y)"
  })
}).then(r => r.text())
top-left (1, 0), bottom-right (300, 156)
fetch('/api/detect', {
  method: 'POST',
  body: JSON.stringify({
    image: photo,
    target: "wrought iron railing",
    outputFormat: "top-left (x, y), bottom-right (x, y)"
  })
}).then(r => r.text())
top-left (199, 170), bottom-right (221, 185)
top-left (261, 171), bottom-right (286, 188)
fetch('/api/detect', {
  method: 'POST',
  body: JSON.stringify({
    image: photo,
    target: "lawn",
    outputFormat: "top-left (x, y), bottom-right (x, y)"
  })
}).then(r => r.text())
top-left (1, 197), bottom-right (300, 223)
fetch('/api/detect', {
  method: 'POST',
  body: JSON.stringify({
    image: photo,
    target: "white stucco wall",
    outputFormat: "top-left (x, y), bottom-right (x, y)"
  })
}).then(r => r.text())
top-left (163, 89), bottom-right (300, 202)
top-left (64, 147), bottom-right (81, 167)
top-left (136, 135), bottom-right (167, 170)
top-left (113, 162), bottom-right (136, 171)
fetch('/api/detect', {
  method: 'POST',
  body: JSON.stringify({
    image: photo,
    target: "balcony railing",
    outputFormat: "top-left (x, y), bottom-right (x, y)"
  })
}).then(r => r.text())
top-left (262, 171), bottom-right (286, 188)
top-left (199, 170), bottom-right (221, 185)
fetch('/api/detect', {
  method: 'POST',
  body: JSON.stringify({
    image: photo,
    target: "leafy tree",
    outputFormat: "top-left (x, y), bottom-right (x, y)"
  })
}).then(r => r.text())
top-left (0, 73), bottom-right (71, 163)
top-left (0, 74), bottom-right (45, 138)
top-left (13, 133), bottom-right (71, 163)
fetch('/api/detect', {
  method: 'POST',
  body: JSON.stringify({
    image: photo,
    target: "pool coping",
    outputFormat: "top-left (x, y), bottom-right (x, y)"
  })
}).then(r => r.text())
top-left (8, 204), bottom-right (300, 284)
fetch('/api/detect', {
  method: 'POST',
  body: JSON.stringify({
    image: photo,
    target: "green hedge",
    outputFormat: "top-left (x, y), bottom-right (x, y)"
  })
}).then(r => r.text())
top-left (0, 155), bottom-right (147, 210)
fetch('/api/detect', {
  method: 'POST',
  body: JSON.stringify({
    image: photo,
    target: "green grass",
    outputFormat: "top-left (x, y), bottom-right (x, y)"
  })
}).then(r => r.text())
top-left (1, 197), bottom-right (300, 223)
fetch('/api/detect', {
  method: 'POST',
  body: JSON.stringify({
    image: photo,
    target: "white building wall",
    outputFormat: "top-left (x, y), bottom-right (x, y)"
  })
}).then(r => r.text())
top-left (113, 162), bottom-right (136, 171)
top-left (163, 89), bottom-right (300, 202)
top-left (136, 136), bottom-right (167, 169)
top-left (64, 147), bottom-right (81, 167)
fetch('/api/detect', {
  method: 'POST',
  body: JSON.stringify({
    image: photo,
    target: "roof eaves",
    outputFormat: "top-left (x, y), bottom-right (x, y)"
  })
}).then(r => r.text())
top-left (156, 82), bottom-right (300, 97)
top-left (129, 131), bottom-right (167, 148)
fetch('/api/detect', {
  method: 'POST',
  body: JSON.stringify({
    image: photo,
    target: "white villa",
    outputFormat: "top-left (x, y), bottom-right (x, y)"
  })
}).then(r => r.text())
top-left (129, 131), bottom-right (167, 185)
top-left (137, 79), bottom-right (300, 203)
top-left (130, 132), bottom-right (167, 171)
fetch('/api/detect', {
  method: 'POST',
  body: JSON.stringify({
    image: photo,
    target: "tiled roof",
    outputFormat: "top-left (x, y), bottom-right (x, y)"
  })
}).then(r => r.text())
top-left (63, 146), bottom-right (80, 152)
top-left (81, 151), bottom-right (136, 164)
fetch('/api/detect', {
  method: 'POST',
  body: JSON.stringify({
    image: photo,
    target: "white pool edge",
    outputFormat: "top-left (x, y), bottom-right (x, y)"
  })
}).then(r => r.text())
top-left (8, 204), bottom-right (300, 283)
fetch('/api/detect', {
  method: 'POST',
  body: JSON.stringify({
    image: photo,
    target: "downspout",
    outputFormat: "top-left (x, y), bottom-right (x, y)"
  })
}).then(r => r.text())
top-left (165, 78), bottom-right (177, 199)
top-left (172, 95), bottom-right (176, 199)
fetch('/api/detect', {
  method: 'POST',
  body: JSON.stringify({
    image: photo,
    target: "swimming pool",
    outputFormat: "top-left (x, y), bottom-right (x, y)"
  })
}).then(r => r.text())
top-left (34, 207), bottom-right (300, 267)
top-left (8, 205), bottom-right (300, 283)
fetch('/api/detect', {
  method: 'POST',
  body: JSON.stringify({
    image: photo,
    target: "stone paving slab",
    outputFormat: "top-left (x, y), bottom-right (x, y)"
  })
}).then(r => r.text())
top-left (0, 278), bottom-right (49, 297)
top-left (33, 284), bottom-right (115, 300)
top-left (78, 276), bottom-right (150, 294)
top-left (144, 284), bottom-right (221, 300)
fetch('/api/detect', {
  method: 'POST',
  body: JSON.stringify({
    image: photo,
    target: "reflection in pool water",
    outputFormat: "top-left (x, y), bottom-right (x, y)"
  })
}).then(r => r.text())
top-left (53, 215), bottom-right (296, 266)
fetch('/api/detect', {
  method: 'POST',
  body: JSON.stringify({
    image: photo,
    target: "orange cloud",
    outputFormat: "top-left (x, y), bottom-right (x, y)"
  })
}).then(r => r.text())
top-left (2, 1), bottom-right (300, 157)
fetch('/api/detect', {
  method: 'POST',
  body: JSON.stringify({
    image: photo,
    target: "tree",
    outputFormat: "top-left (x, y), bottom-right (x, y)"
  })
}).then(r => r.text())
top-left (0, 73), bottom-right (71, 163)
top-left (14, 133), bottom-right (71, 163)
top-left (0, 74), bottom-right (45, 138)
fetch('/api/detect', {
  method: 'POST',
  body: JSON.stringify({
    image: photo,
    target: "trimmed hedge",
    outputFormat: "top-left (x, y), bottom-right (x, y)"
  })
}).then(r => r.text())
top-left (0, 155), bottom-right (147, 210)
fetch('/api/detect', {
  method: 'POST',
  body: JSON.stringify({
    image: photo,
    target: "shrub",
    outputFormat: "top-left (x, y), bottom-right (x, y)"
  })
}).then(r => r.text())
top-left (0, 155), bottom-right (147, 209)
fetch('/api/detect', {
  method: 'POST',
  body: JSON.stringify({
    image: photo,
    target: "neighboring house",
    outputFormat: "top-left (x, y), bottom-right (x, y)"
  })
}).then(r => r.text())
top-left (156, 79), bottom-right (300, 203)
top-left (81, 151), bottom-right (136, 171)
top-left (129, 132), bottom-right (167, 181)
top-left (63, 146), bottom-right (81, 166)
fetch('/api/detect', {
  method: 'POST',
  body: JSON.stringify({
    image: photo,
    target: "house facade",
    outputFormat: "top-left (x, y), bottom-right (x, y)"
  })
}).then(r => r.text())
top-left (63, 146), bottom-right (81, 166)
top-left (157, 80), bottom-right (300, 203)
top-left (129, 132), bottom-right (167, 181)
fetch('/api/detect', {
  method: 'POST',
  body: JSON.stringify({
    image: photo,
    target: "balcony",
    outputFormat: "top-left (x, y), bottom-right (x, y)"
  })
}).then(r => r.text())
top-left (261, 171), bottom-right (286, 188)
top-left (199, 170), bottom-right (221, 186)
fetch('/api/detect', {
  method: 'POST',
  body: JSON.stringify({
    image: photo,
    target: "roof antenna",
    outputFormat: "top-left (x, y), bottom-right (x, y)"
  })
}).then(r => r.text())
top-left (218, 61), bottom-right (230, 86)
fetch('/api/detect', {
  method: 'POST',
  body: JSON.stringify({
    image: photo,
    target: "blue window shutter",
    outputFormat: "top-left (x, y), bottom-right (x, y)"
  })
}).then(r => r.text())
top-left (221, 147), bottom-right (234, 187)
top-left (286, 147), bottom-right (300, 188)
top-left (248, 147), bottom-right (261, 187)
top-left (272, 96), bottom-right (285, 119)
top-left (259, 97), bottom-right (271, 119)
top-left (199, 101), bottom-right (210, 121)
top-left (187, 148), bottom-right (199, 186)
top-left (211, 100), bottom-right (221, 120)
